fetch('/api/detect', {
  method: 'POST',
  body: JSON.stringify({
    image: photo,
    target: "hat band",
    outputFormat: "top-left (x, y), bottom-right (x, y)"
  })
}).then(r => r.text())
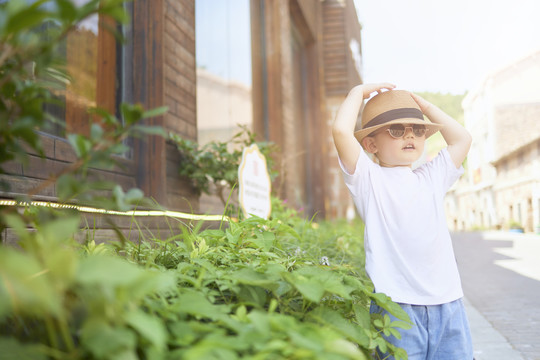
top-left (363, 108), bottom-right (424, 129)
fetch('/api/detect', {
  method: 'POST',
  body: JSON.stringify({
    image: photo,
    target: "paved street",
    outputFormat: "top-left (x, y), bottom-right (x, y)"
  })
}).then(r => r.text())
top-left (452, 232), bottom-right (540, 360)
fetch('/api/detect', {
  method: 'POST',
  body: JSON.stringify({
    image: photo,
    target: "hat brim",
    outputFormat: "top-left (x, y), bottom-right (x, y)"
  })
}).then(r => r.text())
top-left (354, 118), bottom-right (443, 145)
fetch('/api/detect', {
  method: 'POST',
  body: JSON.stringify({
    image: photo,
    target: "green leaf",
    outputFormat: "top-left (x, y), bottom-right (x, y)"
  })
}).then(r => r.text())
top-left (142, 106), bottom-right (168, 119)
top-left (324, 338), bottom-right (368, 359)
top-left (393, 347), bottom-right (409, 360)
top-left (309, 307), bottom-right (370, 347)
top-left (287, 275), bottom-right (324, 303)
top-left (56, 174), bottom-right (83, 200)
top-left (391, 319), bottom-right (412, 330)
top-left (88, 106), bottom-right (120, 126)
top-left (0, 248), bottom-right (62, 318)
top-left (247, 310), bottom-right (271, 334)
top-left (228, 267), bottom-right (280, 291)
top-left (168, 321), bottom-right (198, 346)
top-left (289, 328), bottom-right (324, 353)
top-left (120, 103), bottom-right (144, 125)
top-left (173, 291), bottom-right (229, 320)
top-left (130, 125), bottom-right (167, 137)
top-left (0, 337), bottom-right (47, 360)
top-left (353, 303), bottom-right (371, 329)
top-left (292, 267), bottom-right (352, 300)
top-left (77, 255), bottom-right (144, 287)
top-left (246, 231), bottom-right (273, 251)
top-left (5, 6), bottom-right (50, 34)
top-left (124, 188), bottom-right (144, 203)
top-left (237, 285), bottom-right (268, 307)
top-left (81, 319), bottom-right (137, 359)
top-left (125, 310), bottom-right (167, 349)
top-left (67, 133), bottom-right (92, 158)
top-left (90, 123), bottom-right (104, 141)
top-left (369, 292), bottom-right (412, 323)
top-left (55, 0), bottom-right (78, 21)
top-left (38, 215), bottom-right (80, 243)
top-left (388, 327), bottom-right (402, 340)
top-left (2, 213), bottom-right (30, 242)
top-left (43, 246), bottom-right (77, 283)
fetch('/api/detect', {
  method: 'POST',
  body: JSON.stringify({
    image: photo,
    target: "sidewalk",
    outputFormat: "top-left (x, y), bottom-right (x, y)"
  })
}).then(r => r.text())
top-left (464, 297), bottom-right (524, 360)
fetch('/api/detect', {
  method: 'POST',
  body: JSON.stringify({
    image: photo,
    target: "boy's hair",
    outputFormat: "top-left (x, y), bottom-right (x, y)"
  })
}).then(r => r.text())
top-left (354, 90), bottom-right (442, 144)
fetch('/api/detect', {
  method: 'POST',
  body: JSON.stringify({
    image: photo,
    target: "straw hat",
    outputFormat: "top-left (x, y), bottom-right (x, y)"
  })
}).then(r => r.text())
top-left (354, 90), bottom-right (443, 144)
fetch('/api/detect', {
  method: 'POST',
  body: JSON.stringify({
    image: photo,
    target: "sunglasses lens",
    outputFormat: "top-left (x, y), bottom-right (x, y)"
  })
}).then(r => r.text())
top-left (388, 124), bottom-right (405, 138)
top-left (412, 125), bottom-right (427, 137)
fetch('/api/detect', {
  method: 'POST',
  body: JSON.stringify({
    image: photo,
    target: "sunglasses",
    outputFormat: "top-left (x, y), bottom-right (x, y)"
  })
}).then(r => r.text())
top-left (385, 124), bottom-right (428, 138)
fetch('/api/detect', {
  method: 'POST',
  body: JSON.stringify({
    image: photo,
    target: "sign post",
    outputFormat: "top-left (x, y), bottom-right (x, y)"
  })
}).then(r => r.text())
top-left (238, 144), bottom-right (272, 219)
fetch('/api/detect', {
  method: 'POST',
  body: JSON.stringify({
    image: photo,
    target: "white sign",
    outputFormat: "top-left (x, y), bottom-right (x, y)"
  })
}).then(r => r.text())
top-left (238, 144), bottom-right (272, 219)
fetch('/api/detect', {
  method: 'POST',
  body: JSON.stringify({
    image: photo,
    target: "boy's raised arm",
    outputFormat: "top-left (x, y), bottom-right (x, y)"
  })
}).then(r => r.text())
top-left (332, 83), bottom-right (395, 174)
top-left (410, 93), bottom-right (472, 169)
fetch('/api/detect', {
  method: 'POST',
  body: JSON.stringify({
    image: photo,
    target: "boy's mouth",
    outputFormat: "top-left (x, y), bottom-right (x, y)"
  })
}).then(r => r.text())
top-left (403, 144), bottom-right (415, 150)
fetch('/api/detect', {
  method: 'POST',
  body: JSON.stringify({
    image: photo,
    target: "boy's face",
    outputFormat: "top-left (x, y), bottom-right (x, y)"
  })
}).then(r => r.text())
top-left (361, 123), bottom-right (426, 168)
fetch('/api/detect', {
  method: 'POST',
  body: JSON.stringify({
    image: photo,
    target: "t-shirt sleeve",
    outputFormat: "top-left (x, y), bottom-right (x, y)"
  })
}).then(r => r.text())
top-left (337, 148), bottom-right (373, 199)
top-left (421, 148), bottom-right (464, 195)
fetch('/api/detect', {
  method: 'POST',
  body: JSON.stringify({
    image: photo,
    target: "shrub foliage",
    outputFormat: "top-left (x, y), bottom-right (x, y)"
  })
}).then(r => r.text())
top-left (1, 201), bottom-right (411, 359)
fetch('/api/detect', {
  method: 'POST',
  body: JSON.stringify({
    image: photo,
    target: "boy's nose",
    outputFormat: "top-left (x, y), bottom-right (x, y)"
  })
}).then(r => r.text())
top-left (404, 127), bottom-right (414, 138)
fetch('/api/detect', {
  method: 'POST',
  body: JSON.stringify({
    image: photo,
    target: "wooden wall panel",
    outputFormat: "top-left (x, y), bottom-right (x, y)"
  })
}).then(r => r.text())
top-left (322, 0), bottom-right (362, 96)
top-left (133, 0), bottom-right (167, 206)
top-left (250, 0), bottom-right (327, 217)
top-left (163, 0), bottom-right (198, 211)
top-left (96, 15), bottom-right (117, 115)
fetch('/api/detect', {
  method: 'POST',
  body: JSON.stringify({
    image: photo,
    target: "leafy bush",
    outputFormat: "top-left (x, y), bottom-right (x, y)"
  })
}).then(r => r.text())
top-left (0, 199), bottom-right (411, 359)
top-left (170, 126), bottom-right (278, 207)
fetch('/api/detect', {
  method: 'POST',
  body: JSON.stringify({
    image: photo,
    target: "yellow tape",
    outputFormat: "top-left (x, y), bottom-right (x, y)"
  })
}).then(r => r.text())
top-left (0, 199), bottom-right (232, 222)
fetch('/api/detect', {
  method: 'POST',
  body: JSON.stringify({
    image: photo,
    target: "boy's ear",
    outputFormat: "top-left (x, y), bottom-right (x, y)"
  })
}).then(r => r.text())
top-left (362, 137), bottom-right (378, 154)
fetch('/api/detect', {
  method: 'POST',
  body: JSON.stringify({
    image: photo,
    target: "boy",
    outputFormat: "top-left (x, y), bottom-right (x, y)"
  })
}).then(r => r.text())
top-left (332, 83), bottom-right (473, 359)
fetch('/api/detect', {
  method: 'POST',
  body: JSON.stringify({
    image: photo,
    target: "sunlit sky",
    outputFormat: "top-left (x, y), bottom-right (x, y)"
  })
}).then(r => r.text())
top-left (353, 0), bottom-right (540, 94)
top-left (195, 0), bottom-right (540, 95)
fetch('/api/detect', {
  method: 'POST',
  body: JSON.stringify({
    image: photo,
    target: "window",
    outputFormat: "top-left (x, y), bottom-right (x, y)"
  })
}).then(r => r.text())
top-left (41, 1), bottom-right (133, 147)
top-left (195, 0), bottom-right (253, 146)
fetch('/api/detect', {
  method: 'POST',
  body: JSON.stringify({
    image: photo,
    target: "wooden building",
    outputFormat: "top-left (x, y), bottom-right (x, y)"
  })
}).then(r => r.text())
top-left (1, 0), bottom-right (364, 235)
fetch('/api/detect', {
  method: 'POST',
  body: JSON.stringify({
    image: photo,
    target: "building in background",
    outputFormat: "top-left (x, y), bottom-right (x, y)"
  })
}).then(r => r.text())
top-left (447, 49), bottom-right (540, 233)
top-left (322, 0), bottom-right (364, 219)
top-left (196, 0), bottom-right (363, 219)
top-left (2, 0), bottom-right (364, 240)
top-left (2, 0), bottom-right (200, 242)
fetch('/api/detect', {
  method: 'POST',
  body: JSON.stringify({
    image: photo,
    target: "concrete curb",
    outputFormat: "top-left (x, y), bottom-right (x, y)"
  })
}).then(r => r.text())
top-left (464, 297), bottom-right (524, 360)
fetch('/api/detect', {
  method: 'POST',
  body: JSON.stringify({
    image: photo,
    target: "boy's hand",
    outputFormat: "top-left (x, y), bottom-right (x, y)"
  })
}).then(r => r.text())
top-left (332, 82), bottom-right (395, 174)
top-left (410, 92), bottom-right (472, 169)
top-left (410, 92), bottom-right (433, 114)
top-left (351, 82), bottom-right (396, 100)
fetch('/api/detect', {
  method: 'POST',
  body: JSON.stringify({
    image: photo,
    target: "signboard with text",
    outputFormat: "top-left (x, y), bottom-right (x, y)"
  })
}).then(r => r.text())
top-left (238, 144), bottom-right (271, 219)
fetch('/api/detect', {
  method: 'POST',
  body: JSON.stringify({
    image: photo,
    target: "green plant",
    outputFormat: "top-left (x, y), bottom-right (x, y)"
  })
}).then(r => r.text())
top-left (0, 2), bottom-right (174, 356)
top-left (1, 208), bottom-right (176, 359)
top-left (0, 199), bottom-right (411, 359)
top-left (170, 125), bottom-right (278, 207)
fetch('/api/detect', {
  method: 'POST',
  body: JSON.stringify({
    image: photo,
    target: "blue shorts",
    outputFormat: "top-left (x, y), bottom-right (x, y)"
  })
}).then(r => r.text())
top-left (370, 298), bottom-right (473, 360)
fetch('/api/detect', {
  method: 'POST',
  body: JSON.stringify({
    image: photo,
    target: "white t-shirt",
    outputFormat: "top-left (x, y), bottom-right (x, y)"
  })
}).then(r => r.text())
top-left (340, 148), bottom-right (464, 305)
